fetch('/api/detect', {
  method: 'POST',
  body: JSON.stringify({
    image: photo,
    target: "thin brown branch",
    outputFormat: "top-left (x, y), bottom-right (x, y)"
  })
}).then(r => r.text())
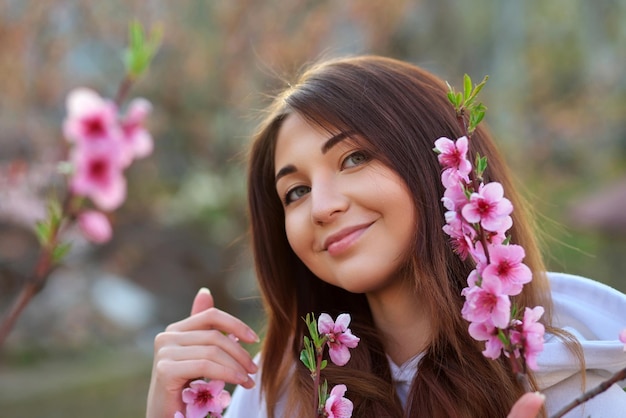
top-left (549, 367), bottom-right (626, 418)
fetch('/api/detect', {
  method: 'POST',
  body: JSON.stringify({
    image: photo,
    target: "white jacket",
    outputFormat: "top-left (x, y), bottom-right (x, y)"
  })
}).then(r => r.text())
top-left (225, 272), bottom-right (626, 417)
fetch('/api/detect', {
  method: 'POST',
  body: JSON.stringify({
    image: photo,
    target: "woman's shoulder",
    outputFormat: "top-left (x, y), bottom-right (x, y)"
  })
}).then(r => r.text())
top-left (539, 272), bottom-right (626, 416)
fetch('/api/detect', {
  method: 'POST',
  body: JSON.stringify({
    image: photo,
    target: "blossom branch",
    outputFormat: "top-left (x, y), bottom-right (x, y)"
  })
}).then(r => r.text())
top-left (550, 367), bottom-right (626, 418)
top-left (300, 313), bottom-right (359, 418)
top-left (0, 20), bottom-right (159, 349)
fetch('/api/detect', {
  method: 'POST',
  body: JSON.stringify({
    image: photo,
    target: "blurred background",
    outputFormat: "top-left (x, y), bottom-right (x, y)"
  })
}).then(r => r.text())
top-left (1, 0), bottom-right (625, 416)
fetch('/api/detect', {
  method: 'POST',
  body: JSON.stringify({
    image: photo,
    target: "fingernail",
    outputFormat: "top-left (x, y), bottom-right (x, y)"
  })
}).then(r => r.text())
top-left (534, 392), bottom-right (546, 401)
top-left (199, 287), bottom-right (211, 295)
top-left (250, 362), bottom-right (259, 373)
top-left (236, 372), bottom-right (249, 383)
top-left (247, 329), bottom-right (260, 343)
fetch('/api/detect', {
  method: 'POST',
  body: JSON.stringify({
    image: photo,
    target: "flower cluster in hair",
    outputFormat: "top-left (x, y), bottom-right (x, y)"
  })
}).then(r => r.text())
top-left (300, 313), bottom-right (360, 418)
top-left (433, 75), bottom-right (545, 374)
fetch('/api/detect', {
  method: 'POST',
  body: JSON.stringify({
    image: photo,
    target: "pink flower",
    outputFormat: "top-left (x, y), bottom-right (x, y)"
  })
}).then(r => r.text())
top-left (70, 143), bottom-right (127, 211)
top-left (619, 329), bottom-right (626, 351)
top-left (63, 88), bottom-right (121, 146)
top-left (481, 244), bottom-right (532, 296)
top-left (174, 413), bottom-right (185, 418)
top-left (441, 182), bottom-right (468, 212)
top-left (468, 321), bottom-right (504, 360)
top-left (461, 182), bottom-right (513, 233)
top-left (182, 379), bottom-right (231, 418)
top-left (521, 306), bottom-right (545, 371)
top-left (443, 212), bottom-right (475, 261)
top-left (78, 210), bottom-right (112, 243)
top-left (324, 384), bottom-right (353, 418)
top-left (318, 313), bottom-right (360, 366)
top-left (120, 98), bottom-right (154, 165)
top-left (434, 136), bottom-right (472, 188)
top-left (461, 275), bottom-right (511, 328)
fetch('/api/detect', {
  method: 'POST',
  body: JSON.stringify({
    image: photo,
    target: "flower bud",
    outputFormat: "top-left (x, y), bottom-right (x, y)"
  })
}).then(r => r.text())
top-left (78, 210), bottom-right (112, 243)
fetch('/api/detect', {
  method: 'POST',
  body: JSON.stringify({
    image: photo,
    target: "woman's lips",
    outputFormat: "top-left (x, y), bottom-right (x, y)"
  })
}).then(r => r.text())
top-left (323, 223), bottom-right (373, 256)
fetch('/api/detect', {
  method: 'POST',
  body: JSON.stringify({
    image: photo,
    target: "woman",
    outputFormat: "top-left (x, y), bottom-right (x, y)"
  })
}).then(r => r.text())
top-left (147, 56), bottom-right (626, 417)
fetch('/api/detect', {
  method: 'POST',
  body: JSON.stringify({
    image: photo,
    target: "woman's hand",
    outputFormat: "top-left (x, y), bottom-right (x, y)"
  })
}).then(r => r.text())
top-left (507, 392), bottom-right (546, 418)
top-left (146, 288), bottom-right (259, 418)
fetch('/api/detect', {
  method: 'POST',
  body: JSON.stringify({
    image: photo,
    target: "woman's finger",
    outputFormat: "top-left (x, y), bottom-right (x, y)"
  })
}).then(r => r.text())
top-left (190, 287), bottom-right (214, 316)
top-left (507, 392), bottom-right (545, 418)
top-left (166, 307), bottom-right (259, 343)
top-left (154, 329), bottom-right (258, 374)
top-left (156, 345), bottom-right (256, 387)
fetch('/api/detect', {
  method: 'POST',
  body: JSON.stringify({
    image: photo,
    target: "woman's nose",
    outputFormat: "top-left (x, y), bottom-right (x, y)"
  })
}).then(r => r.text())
top-left (310, 179), bottom-right (350, 225)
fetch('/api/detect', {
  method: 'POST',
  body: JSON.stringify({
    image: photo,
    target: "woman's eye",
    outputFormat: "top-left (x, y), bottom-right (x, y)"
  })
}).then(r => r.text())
top-left (342, 151), bottom-right (370, 169)
top-left (284, 185), bottom-right (311, 205)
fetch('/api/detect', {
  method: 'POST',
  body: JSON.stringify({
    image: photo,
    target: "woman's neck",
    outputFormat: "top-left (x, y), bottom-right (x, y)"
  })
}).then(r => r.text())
top-left (366, 277), bottom-right (431, 365)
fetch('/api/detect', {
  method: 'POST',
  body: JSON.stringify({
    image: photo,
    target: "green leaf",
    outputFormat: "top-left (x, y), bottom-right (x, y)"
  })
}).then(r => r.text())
top-left (475, 154), bottom-right (488, 178)
top-left (123, 20), bottom-right (162, 80)
top-left (48, 199), bottom-right (63, 227)
top-left (447, 91), bottom-right (456, 106)
top-left (299, 349), bottom-right (311, 370)
top-left (320, 359), bottom-right (327, 370)
top-left (52, 242), bottom-right (72, 265)
top-left (455, 92), bottom-right (463, 108)
top-left (470, 75), bottom-right (489, 101)
top-left (35, 221), bottom-right (51, 246)
top-left (463, 74), bottom-right (472, 101)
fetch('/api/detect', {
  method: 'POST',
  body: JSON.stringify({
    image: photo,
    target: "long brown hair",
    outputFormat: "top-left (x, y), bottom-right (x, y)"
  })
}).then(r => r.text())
top-left (248, 56), bottom-right (556, 417)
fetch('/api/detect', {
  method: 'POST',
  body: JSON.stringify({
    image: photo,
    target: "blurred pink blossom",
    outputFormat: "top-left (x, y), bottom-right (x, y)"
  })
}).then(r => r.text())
top-left (78, 210), bottom-right (112, 243)
top-left (69, 143), bottom-right (126, 211)
top-left (63, 88), bottom-right (121, 146)
top-left (324, 384), bottom-right (354, 418)
top-left (619, 329), bottom-right (626, 351)
top-left (120, 97), bottom-right (154, 165)
top-left (318, 313), bottom-right (360, 366)
top-left (182, 379), bottom-right (231, 418)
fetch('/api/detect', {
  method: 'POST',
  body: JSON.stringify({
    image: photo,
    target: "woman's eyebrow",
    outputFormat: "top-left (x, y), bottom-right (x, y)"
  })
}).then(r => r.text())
top-left (275, 164), bottom-right (295, 185)
top-left (275, 131), bottom-right (355, 185)
top-left (321, 132), bottom-right (351, 154)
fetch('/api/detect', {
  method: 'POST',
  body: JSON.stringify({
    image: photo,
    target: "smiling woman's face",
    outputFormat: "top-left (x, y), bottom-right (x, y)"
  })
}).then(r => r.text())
top-left (273, 113), bottom-right (417, 295)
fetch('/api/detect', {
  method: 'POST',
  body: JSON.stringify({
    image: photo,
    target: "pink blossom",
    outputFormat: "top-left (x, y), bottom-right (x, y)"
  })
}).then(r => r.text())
top-left (441, 182), bottom-right (468, 211)
top-left (318, 313), bottom-right (360, 366)
top-left (468, 321), bottom-right (504, 360)
top-left (182, 379), bottom-right (231, 418)
top-left (618, 329), bottom-right (626, 351)
top-left (120, 98), bottom-right (154, 165)
top-left (63, 88), bottom-right (121, 145)
top-left (468, 241), bottom-right (488, 274)
top-left (174, 413), bottom-right (185, 418)
top-left (443, 212), bottom-right (475, 261)
top-left (461, 182), bottom-right (513, 233)
top-left (324, 384), bottom-right (353, 418)
top-left (78, 210), bottom-right (112, 243)
top-left (461, 275), bottom-right (511, 328)
top-left (481, 244), bottom-right (532, 296)
top-left (434, 136), bottom-right (472, 188)
top-left (521, 306), bottom-right (545, 371)
top-left (70, 143), bottom-right (127, 211)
